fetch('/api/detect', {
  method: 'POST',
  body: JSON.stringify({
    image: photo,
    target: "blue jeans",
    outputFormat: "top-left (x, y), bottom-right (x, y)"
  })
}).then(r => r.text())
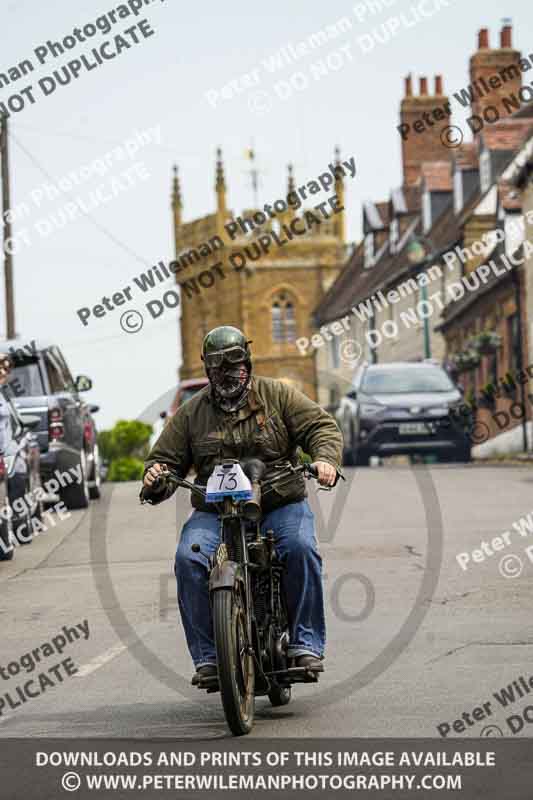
top-left (174, 500), bottom-right (326, 668)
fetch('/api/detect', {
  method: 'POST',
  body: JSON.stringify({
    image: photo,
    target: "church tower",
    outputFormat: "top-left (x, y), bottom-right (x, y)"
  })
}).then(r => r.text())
top-left (172, 149), bottom-right (346, 400)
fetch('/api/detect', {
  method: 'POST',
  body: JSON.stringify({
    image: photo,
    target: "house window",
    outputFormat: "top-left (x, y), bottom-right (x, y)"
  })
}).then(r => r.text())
top-left (480, 148), bottom-right (491, 194)
top-left (272, 303), bottom-right (283, 342)
top-left (422, 191), bottom-right (432, 232)
top-left (272, 294), bottom-right (297, 342)
top-left (390, 218), bottom-right (399, 253)
top-left (285, 302), bottom-right (296, 342)
top-left (453, 168), bottom-right (463, 215)
top-left (364, 233), bottom-right (374, 269)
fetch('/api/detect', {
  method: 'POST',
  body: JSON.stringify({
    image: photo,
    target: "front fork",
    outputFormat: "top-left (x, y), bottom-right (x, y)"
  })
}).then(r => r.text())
top-left (208, 514), bottom-right (255, 659)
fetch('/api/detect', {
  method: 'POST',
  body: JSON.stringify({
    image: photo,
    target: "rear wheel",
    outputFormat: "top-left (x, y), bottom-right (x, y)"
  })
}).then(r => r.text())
top-left (342, 422), bottom-right (355, 467)
top-left (9, 476), bottom-right (33, 545)
top-left (213, 586), bottom-right (255, 736)
top-left (60, 451), bottom-right (89, 510)
top-left (268, 604), bottom-right (291, 707)
top-left (13, 504), bottom-right (33, 545)
top-left (354, 445), bottom-right (370, 466)
top-left (268, 684), bottom-right (291, 706)
top-left (89, 446), bottom-right (101, 500)
top-left (451, 445), bottom-right (472, 463)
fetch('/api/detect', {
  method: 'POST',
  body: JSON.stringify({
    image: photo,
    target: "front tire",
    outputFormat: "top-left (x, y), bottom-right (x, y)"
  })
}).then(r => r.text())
top-left (354, 445), bottom-right (370, 466)
top-left (0, 519), bottom-right (14, 561)
top-left (89, 446), bottom-right (101, 500)
top-left (13, 505), bottom-right (33, 545)
top-left (213, 587), bottom-right (255, 736)
top-left (451, 444), bottom-right (472, 463)
top-left (342, 422), bottom-right (356, 467)
top-left (60, 451), bottom-right (89, 510)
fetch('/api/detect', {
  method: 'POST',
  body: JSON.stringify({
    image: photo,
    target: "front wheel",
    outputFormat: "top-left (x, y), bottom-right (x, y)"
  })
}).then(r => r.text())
top-left (0, 519), bottom-right (14, 561)
top-left (342, 421), bottom-right (355, 467)
top-left (89, 446), bottom-right (101, 500)
top-left (60, 451), bottom-right (89, 510)
top-left (213, 587), bottom-right (255, 736)
top-left (354, 444), bottom-right (370, 466)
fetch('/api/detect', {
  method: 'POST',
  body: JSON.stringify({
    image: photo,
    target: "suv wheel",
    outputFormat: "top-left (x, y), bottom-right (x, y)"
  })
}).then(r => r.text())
top-left (60, 451), bottom-right (90, 510)
top-left (13, 504), bottom-right (33, 546)
top-left (354, 446), bottom-right (370, 467)
top-left (453, 444), bottom-right (472, 463)
top-left (89, 445), bottom-right (101, 500)
top-left (0, 517), bottom-right (14, 561)
top-left (342, 423), bottom-right (356, 467)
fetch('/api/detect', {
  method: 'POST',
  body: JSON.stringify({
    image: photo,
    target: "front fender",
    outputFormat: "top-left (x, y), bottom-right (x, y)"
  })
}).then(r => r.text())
top-left (209, 560), bottom-right (245, 592)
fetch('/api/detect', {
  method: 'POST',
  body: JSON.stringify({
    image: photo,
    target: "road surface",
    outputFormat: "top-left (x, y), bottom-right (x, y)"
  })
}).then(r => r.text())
top-left (1, 464), bottom-right (532, 740)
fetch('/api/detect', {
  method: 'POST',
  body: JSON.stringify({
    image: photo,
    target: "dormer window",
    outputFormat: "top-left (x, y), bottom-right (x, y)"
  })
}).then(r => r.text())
top-left (453, 168), bottom-right (463, 215)
top-left (389, 218), bottom-right (399, 253)
top-left (480, 149), bottom-right (491, 194)
top-left (422, 191), bottom-right (432, 233)
top-left (364, 232), bottom-right (374, 268)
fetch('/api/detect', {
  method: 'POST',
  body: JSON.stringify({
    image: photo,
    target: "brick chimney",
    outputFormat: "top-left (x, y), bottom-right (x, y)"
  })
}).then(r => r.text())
top-left (469, 24), bottom-right (522, 123)
top-left (400, 74), bottom-right (451, 186)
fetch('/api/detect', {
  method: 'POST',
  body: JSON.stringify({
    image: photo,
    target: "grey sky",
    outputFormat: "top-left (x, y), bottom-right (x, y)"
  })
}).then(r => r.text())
top-left (0, 0), bottom-right (531, 429)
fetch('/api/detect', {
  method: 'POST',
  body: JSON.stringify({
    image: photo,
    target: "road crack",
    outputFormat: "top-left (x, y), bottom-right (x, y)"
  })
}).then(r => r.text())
top-left (427, 639), bottom-right (533, 665)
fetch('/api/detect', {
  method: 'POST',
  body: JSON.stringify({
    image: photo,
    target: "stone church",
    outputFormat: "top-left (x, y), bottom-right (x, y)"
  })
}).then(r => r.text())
top-left (171, 149), bottom-right (346, 400)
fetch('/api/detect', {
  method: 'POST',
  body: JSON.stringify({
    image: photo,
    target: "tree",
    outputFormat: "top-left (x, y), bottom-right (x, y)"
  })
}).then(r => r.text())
top-left (98, 420), bottom-right (153, 482)
top-left (110, 420), bottom-right (152, 458)
top-left (108, 457), bottom-right (145, 482)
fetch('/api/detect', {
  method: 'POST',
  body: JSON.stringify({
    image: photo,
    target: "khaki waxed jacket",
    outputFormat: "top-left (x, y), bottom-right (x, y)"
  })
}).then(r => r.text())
top-left (142, 375), bottom-right (343, 513)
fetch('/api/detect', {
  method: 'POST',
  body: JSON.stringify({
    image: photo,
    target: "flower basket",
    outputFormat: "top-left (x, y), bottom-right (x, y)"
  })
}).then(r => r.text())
top-left (451, 349), bottom-right (481, 373)
top-left (472, 331), bottom-right (502, 355)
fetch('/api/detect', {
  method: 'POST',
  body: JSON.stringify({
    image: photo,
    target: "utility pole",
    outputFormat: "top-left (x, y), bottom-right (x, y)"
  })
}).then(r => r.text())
top-left (0, 114), bottom-right (15, 339)
top-left (511, 264), bottom-right (528, 452)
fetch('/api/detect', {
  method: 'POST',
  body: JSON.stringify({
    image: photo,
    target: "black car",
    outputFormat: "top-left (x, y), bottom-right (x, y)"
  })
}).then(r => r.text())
top-left (0, 340), bottom-right (100, 509)
top-left (337, 361), bottom-right (472, 466)
top-left (0, 390), bottom-right (43, 561)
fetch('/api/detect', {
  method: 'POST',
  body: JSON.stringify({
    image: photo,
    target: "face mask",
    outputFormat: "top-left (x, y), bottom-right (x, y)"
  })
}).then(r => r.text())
top-left (209, 362), bottom-right (249, 399)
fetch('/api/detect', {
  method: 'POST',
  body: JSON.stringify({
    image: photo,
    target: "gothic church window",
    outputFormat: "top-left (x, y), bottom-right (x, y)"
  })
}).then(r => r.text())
top-left (271, 293), bottom-right (297, 342)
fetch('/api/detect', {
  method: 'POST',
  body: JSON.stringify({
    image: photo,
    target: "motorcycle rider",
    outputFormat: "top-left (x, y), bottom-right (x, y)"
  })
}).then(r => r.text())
top-left (142, 326), bottom-right (343, 684)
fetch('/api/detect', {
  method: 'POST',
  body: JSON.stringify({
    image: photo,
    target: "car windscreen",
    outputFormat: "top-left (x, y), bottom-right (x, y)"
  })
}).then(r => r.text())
top-left (361, 367), bottom-right (454, 394)
top-left (8, 361), bottom-right (46, 397)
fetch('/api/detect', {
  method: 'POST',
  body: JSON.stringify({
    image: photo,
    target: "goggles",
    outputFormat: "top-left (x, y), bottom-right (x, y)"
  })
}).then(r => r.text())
top-left (204, 346), bottom-right (248, 369)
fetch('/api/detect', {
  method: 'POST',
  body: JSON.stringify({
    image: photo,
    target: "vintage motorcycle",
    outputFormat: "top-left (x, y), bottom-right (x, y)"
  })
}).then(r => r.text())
top-left (142, 458), bottom-right (335, 736)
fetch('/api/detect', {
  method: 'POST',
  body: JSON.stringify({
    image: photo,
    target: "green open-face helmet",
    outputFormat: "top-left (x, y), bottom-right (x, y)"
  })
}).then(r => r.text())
top-left (201, 326), bottom-right (251, 371)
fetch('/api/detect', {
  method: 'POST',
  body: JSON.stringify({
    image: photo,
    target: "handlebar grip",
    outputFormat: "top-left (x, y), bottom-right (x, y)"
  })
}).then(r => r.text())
top-left (140, 473), bottom-right (168, 503)
top-left (306, 464), bottom-right (319, 479)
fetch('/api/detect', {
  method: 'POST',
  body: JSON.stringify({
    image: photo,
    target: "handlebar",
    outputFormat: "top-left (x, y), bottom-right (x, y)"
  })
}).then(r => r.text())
top-left (140, 461), bottom-right (333, 505)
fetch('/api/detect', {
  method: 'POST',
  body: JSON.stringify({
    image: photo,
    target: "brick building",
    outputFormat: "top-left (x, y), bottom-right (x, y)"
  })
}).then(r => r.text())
top-left (313, 24), bottom-right (533, 453)
top-left (172, 150), bottom-right (346, 400)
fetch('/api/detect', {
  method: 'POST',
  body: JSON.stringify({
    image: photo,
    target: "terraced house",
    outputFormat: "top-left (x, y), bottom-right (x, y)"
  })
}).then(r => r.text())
top-left (314, 24), bottom-right (533, 452)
